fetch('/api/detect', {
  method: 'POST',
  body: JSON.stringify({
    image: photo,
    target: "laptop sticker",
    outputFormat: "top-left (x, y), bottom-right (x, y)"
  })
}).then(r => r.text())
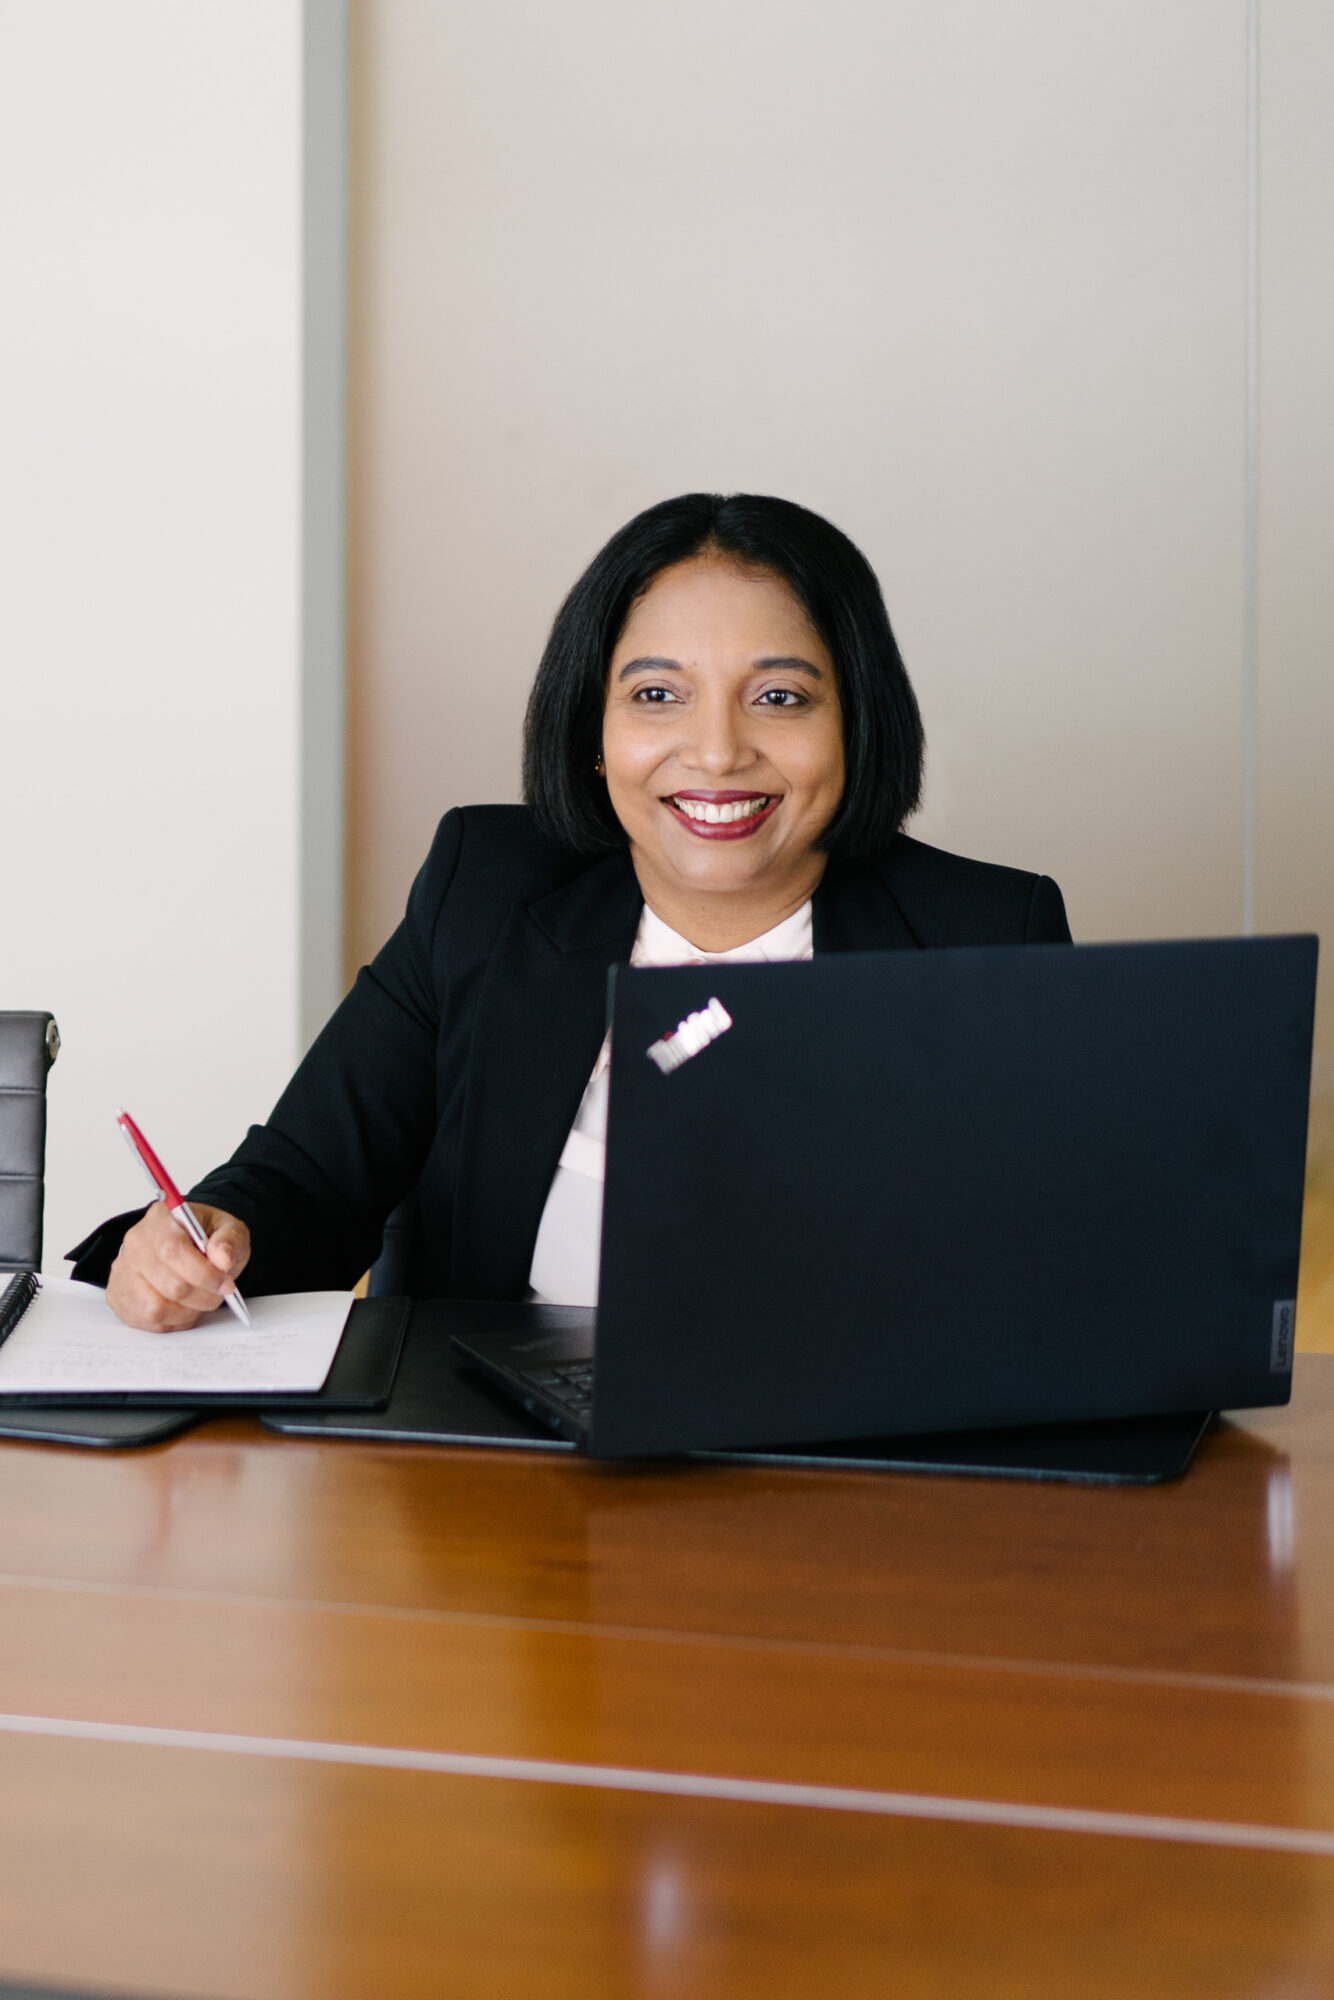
top-left (647, 997), bottom-right (732, 1075)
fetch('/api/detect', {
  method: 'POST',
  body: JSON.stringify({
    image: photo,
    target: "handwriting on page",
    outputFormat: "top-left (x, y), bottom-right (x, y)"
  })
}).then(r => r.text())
top-left (0, 1281), bottom-right (352, 1395)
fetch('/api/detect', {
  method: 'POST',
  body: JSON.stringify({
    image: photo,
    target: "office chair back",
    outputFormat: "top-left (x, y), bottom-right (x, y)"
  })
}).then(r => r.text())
top-left (0, 1012), bottom-right (59, 1269)
top-left (367, 1188), bottom-right (420, 1297)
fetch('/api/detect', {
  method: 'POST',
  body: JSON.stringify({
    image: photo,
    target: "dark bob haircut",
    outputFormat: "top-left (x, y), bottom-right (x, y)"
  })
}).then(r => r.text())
top-left (522, 492), bottom-right (925, 859)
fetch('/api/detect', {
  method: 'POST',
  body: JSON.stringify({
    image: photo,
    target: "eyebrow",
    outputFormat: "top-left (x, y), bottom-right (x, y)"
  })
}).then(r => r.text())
top-left (616, 653), bottom-right (825, 682)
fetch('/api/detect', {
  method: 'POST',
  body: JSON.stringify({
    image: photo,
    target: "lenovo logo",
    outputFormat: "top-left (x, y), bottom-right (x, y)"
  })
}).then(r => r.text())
top-left (647, 997), bottom-right (733, 1075)
top-left (1271, 1300), bottom-right (1296, 1373)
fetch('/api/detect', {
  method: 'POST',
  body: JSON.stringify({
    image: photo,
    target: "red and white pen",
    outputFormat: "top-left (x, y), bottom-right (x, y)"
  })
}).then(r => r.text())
top-left (115, 1109), bottom-right (252, 1326)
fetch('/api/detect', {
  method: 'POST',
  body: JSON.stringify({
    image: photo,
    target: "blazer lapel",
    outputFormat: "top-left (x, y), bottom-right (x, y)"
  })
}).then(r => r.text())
top-left (812, 850), bottom-right (923, 953)
top-left (452, 853), bottom-right (642, 1297)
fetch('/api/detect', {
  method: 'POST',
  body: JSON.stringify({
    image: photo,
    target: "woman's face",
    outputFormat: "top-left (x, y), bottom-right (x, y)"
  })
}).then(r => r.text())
top-left (602, 555), bottom-right (844, 916)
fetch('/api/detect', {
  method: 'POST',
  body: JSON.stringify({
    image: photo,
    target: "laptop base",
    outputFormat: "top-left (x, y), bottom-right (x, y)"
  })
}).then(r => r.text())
top-left (265, 1301), bottom-right (581, 1450)
top-left (273, 1303), bottom-right (1214, 1485)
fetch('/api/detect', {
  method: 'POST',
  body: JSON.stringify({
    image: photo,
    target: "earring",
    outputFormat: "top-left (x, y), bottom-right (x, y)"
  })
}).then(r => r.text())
top-left (595, 754), bottom-right (605, 777)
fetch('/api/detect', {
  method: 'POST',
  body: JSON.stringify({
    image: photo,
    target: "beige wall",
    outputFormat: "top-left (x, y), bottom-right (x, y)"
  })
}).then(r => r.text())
top-left (347, 0), bottom-right (1333, 1057)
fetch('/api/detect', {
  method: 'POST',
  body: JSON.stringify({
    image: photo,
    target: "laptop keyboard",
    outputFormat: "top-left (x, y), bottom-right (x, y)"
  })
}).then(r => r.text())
top-left (521, 1361), bottom-right (594, 1414)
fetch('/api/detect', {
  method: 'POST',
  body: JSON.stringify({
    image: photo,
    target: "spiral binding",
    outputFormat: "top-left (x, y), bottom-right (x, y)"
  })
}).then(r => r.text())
top-left (0, 1270), bottom-right (40, 1350)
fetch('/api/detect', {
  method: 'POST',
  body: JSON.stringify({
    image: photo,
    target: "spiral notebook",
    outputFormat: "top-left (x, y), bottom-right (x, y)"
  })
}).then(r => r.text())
top-left (0, 1270), bottom-right (358, 1399)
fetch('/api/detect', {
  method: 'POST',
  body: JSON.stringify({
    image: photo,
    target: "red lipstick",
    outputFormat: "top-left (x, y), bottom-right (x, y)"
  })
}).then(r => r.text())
top-left (662, 791), bottom-right (780, 841)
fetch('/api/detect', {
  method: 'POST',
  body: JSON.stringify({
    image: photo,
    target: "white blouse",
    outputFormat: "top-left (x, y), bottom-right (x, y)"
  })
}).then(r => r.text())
top-left (528, 899), bottom-right (814, 1306)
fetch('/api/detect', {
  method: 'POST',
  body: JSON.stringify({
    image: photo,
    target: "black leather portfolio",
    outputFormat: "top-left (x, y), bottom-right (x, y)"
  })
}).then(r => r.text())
top-left (0, 1406), bottom-right (201, 1449)
top-left (0, 1294), bottom-right (411, 1448)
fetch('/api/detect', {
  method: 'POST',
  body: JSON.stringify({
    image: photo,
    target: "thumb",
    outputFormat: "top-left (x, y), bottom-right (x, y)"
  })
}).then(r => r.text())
top-left (205, 1220), bottom-right (249, 1278)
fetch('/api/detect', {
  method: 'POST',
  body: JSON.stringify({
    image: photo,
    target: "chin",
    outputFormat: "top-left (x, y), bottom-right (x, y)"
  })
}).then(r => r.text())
top-left (666, 841), bottom-right (777, 888)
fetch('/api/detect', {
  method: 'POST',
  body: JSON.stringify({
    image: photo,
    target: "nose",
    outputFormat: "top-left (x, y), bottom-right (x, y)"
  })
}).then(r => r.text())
top-left (678, 692), bottom-right (757, 779)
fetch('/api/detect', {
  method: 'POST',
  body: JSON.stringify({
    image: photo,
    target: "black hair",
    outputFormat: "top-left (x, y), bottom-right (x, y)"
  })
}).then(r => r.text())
top-left (521, 492), bottom-right (925, 858)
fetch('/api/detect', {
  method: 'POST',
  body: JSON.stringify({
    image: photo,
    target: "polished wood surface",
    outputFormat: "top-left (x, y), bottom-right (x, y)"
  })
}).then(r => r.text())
top-left (0, 1362), bottom-right (1332, 1997)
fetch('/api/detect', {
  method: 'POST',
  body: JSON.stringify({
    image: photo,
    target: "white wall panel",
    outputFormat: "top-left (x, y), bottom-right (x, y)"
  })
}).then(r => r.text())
top-left (0, 4), bottom-right (306, 1268)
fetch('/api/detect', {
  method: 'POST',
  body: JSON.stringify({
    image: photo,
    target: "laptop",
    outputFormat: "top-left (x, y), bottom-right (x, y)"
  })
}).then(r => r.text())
top-left (451, 936), bottom-right (1317, 1461)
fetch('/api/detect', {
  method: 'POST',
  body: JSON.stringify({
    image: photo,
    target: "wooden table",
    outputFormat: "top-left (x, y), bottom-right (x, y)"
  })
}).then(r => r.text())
top-left (0, 1363), bottom-right (1332, 2000)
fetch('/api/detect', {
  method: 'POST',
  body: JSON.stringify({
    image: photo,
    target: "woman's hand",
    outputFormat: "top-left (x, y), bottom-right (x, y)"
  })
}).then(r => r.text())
top-left (106, 1202), bottom-right (252, 1332)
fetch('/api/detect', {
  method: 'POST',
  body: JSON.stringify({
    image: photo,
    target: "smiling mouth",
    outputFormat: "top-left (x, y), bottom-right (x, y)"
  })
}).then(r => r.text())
top-left (663, 792), bottom-right (779, 839)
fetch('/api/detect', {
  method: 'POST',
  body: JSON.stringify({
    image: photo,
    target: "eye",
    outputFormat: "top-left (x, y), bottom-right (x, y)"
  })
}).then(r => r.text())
top-left (756, 687), bottom-right (808, 708)
top-left (631, 684), bottom-right (681, 704)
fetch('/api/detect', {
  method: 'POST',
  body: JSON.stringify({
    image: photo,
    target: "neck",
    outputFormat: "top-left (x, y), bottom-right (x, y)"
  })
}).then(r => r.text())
top-left (629, 852), bottom-right (827, 953)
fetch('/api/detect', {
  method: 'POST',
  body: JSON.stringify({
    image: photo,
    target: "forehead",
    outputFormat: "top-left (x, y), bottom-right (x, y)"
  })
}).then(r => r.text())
top-left (612, 556), bottom-right (829, 664)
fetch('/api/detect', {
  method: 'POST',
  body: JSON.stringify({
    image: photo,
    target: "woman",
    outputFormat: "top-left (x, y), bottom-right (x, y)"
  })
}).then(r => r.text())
top-left (74, 492), bottom-right (1070, 1327)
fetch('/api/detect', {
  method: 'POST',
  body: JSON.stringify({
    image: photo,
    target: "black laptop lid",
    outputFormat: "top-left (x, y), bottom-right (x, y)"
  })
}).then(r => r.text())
top-left (592, 936), bottom-right (1316, 1458)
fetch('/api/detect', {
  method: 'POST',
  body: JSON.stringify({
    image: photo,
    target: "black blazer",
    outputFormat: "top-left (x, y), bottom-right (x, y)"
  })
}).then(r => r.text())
top-left (69, 805), bottom-right (1071, 1298)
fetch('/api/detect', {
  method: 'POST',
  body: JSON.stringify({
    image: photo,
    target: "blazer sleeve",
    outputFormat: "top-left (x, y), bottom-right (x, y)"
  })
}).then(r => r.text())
top-left (67, 811), bottom-right (467, 1293)
top-left (1024, 874), bottom-right (1072, 944)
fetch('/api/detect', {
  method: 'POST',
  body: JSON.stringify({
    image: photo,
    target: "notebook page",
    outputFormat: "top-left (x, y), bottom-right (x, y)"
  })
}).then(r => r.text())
top-left (0, 1277), bottom-right (354, 1394)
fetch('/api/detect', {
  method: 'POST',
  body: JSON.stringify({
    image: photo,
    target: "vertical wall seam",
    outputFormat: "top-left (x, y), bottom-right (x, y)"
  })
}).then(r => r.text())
top-left (300, 0), bottom-right (350, 1050)
top-left (1242, 0), bottom-right (1259, 936)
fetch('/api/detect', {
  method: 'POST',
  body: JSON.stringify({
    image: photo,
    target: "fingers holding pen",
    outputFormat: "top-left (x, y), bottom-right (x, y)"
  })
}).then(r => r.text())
top-left (106, 1201), bottom-right (251, 1332)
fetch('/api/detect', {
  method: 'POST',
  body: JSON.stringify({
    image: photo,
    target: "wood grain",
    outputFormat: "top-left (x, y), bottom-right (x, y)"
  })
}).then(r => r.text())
top-left (0, 1363), bottom-right (1330, 1996)
top-left (0, 1574), bottom-right (1325, 1829)
top-left (1, 1734), bottom-right (1334, 2000)
top-left (0, 1384), bottom-right (1323, 1674)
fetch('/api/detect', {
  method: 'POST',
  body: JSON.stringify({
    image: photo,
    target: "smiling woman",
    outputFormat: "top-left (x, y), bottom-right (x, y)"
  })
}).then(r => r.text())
top-left (73, 493), bottom-right (1070, 1321)
top-left (602, 557), bottom-right (845, 948)
top-left (524, 493), bottom-right (923, 885)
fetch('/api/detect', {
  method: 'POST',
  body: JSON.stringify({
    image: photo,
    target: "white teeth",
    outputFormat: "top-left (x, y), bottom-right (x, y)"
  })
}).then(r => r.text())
top-left (672, 796), bottom-right (770, 824)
